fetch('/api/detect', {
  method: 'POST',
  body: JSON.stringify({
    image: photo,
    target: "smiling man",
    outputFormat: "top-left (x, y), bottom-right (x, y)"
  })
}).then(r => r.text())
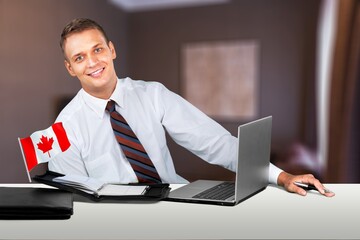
top-left (61, 25), bottom-right (117, 99)
top-left (49, 18), bottom-right (334, 197)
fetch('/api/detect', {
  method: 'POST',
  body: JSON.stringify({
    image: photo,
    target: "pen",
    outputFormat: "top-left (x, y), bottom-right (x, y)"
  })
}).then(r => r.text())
top-left (294, 181), bottom-right (317, 191)
top-left (294, 181), bottom-right (333, 194)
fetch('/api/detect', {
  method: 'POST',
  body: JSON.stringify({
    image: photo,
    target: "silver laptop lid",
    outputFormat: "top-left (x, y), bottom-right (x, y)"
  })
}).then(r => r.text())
top-left (235, 116), bottom-right (272, 204)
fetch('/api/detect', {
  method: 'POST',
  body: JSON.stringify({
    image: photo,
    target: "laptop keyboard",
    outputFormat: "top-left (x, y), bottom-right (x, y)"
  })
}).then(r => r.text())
top-left (192, 182), bottom-right (235, 201)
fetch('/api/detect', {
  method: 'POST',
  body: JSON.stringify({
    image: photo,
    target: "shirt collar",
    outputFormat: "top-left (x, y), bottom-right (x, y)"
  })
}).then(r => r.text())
top-left (110, 78), bottom-right (125, 109)
top-left (80, 78), bottom-right (125, 119)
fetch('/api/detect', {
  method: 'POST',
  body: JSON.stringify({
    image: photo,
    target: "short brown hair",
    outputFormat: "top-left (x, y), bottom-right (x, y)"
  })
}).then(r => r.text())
top-left (60, 18), bottom-right (110, 52)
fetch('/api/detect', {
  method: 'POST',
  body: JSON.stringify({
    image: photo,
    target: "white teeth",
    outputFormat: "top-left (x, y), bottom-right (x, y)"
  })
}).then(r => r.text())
top-left (90, 68), bottom-right (103, 76)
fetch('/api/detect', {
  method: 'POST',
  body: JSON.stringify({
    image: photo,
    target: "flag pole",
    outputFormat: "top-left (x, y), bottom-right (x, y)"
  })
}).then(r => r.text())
top-left (18, 138), bottom-right (32, 183)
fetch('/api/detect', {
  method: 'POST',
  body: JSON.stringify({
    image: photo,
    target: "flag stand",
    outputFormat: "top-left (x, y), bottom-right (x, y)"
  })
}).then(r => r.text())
top-left (18, 138), bottom-right (32, 183)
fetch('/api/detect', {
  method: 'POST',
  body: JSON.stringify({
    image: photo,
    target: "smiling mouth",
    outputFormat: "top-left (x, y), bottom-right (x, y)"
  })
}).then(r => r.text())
top-left (87, 67), bottom-right (105, 77)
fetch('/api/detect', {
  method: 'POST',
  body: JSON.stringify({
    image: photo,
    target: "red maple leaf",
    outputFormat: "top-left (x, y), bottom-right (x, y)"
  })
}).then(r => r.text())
top-left (37, 135), bottom-right (54, 158)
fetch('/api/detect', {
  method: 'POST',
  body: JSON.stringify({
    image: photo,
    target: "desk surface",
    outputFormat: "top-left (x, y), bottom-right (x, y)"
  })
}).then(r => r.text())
top-left (0, 183), bottom-right (358, 239)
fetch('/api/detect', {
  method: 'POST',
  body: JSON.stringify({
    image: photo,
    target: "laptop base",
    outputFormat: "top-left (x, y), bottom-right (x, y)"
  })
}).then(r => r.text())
top-left (165, 180), bottom-right (267, 206)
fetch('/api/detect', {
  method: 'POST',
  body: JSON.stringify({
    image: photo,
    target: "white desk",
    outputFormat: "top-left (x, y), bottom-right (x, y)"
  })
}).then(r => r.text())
top-left (0, 184), bottom-right (358, 239)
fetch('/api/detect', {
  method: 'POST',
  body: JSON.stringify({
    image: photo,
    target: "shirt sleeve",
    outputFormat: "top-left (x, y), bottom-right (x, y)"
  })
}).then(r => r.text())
top-left (48, 120), bottom-right (88, 177)
top-left (269, 163), bottom-right (283, 185)
top-left (156, 83), bottom-right (237, 171)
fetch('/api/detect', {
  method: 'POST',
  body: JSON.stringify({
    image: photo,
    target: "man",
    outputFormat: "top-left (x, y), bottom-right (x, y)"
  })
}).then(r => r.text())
top-left (50, 18), bottom-right (334, 197)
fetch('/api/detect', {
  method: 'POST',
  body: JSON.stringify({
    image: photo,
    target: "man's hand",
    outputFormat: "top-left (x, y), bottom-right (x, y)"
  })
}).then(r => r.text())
top-left (277, 171), bottom-right (335, 197)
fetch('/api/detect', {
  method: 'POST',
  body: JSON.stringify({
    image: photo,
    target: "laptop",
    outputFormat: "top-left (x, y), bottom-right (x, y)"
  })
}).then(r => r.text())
top-left (166, 116), bottom-right (272, 206)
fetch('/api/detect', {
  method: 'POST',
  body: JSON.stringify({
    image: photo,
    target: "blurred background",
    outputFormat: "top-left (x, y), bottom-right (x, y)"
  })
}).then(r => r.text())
top-left (0, 0), bottom-right (358, 183)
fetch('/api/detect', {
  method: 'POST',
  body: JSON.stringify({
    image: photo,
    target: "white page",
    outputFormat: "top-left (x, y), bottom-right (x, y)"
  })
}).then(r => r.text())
top-left (54, 175), bottom-right (105, 193)
top-left (98, 185), bottom-right (147, 196)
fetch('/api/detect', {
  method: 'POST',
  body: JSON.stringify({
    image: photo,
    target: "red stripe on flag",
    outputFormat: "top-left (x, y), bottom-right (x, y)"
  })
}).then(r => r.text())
top-left (20, 137), bottom-right (37, 172)
top-left (52, 122), bottom-right (71, 152)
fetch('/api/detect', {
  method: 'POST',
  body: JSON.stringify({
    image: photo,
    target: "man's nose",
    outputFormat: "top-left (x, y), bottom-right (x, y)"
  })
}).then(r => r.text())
top-left (87, 54), bottom-right (99, 67)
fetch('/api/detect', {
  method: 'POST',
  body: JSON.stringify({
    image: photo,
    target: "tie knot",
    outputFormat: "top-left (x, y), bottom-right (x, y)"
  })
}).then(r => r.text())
top-left (106, 100), bottom-right (116, 113)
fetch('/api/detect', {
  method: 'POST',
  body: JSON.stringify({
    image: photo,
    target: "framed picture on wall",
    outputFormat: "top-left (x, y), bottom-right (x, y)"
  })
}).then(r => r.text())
top-left (181, 40), bottom-right (260, 121)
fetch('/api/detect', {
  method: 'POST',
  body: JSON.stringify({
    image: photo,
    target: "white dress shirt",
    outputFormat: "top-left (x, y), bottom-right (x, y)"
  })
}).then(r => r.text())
top-left (49, 77), bottom-right (283, 184)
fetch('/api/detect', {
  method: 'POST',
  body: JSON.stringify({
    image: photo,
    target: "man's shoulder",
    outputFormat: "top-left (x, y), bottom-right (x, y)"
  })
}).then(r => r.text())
top-left (121, 77), bottom-right (165, 91)
top-left (56, 91), bottom-right (84, 122)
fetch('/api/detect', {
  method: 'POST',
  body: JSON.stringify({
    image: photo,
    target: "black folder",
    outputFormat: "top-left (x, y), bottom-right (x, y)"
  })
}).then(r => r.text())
top-left (0, 187), bottom-right (73, 220)
top-left (34, 171), bottom-right (171, 203)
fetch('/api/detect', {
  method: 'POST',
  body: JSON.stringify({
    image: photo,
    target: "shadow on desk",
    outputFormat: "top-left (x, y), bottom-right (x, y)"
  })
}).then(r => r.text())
top-left (73, 193), bottom-right (164, 204)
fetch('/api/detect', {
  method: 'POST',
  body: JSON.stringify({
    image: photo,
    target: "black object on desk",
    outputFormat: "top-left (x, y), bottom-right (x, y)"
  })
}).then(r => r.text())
top-left (34, 171), bottom-right (171, 203)
top-left (0, 187), bottom-right (73, 220)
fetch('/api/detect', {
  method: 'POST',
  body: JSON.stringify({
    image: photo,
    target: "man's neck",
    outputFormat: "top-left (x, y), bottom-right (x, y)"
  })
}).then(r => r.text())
top-left (84, 77), bottom-right (118, 100)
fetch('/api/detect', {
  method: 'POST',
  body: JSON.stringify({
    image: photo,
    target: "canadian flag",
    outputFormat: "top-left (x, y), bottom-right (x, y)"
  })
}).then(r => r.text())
top-left (18, 122), bottom-right (71, 172)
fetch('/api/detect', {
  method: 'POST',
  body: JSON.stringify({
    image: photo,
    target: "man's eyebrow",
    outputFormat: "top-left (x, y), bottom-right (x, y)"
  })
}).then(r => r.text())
top-left (71, 52), bottom-right (83, 59)
top-left (92, 43), bottom-right (103, 49)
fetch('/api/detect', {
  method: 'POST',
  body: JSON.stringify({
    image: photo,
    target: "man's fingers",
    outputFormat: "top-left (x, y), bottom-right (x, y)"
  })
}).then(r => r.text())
top-left (289, 183), bottom-right (307, 196)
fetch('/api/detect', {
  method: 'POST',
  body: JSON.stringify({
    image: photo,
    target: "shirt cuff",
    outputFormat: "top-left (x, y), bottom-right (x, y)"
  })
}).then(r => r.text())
top-left (268, 163), bottom-right (284, 185)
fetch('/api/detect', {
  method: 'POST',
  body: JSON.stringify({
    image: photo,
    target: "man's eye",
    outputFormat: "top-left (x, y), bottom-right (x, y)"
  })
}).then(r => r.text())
top-left (75, 56), bottom-right (84, 62)
top-left (95, 48), bottom-right (103, 53)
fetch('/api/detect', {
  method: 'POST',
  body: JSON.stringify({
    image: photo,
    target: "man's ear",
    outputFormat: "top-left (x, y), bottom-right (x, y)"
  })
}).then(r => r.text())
top-left (108, 41), bottom-right (117, 60)
top-left (64, 60), bottom-right (76, 77)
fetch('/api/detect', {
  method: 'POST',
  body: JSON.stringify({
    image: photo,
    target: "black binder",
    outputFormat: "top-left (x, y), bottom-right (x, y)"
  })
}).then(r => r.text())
top-left (33, 171), bottom-right (171, 202)
top-left (0, 187), bottom-right (73, 220)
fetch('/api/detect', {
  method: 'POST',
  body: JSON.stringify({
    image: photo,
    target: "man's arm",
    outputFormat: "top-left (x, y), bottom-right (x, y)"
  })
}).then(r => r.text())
top-left (48, 121), bottom-right (88, 177)
top-left (156, 83), bottom-right (280, 184)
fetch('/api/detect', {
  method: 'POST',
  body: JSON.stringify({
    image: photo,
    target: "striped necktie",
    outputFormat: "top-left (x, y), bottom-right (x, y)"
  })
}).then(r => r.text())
top-left (106, 100), bottom-right (162, 183)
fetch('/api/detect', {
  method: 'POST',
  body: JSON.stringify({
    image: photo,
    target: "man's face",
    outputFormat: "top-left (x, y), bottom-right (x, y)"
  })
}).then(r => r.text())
top-left (63, 28), bottom-right (117, 99)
